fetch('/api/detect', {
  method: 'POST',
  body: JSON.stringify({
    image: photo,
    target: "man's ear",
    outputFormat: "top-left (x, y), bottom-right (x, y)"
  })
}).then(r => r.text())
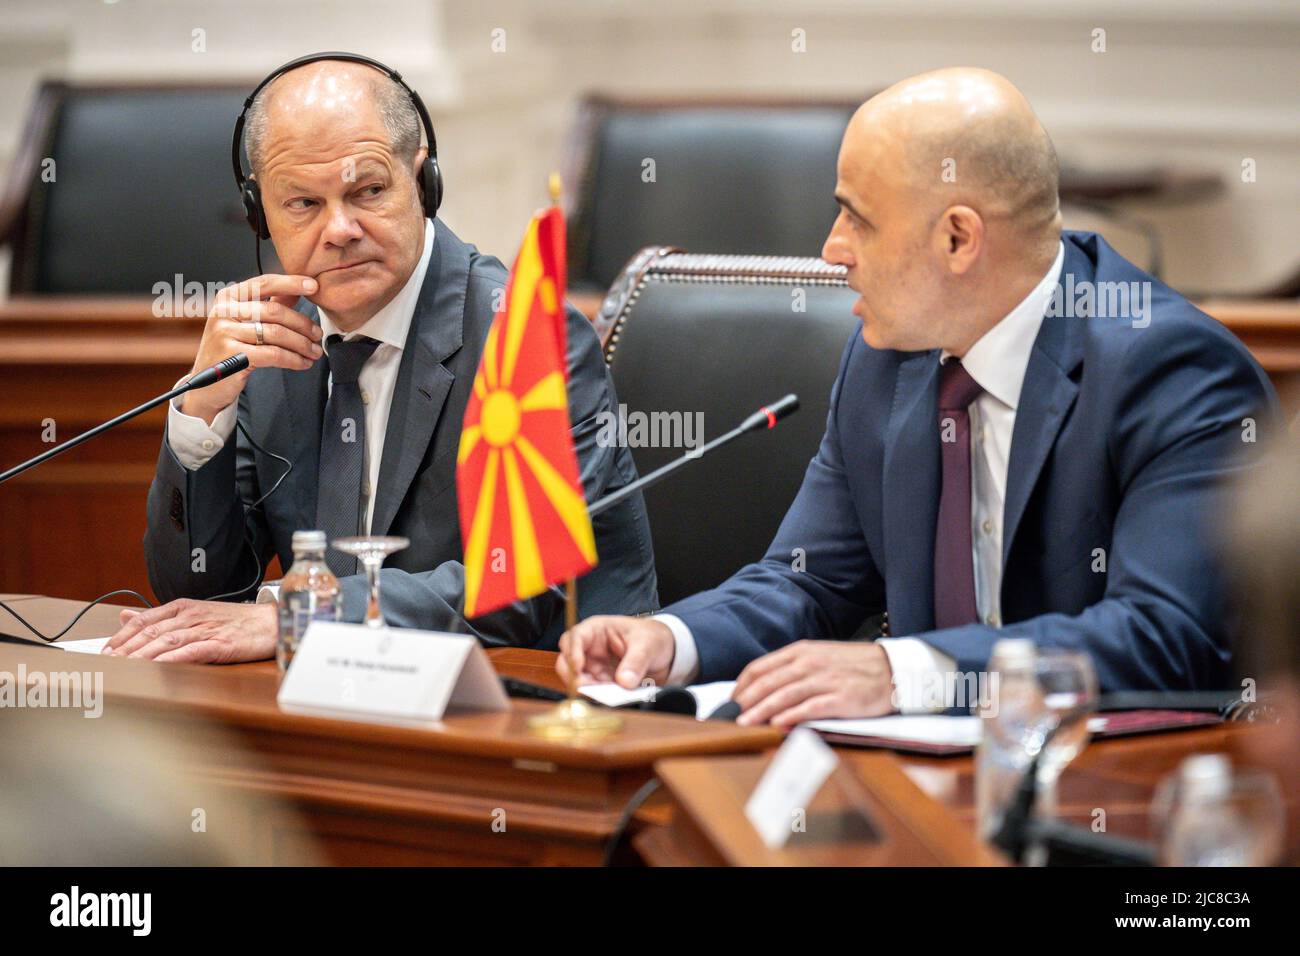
top-left (247, 174), bottom-right (273, 240)
top-left (935, 205), bottom-right (984, 276)
top-left (410, 146), bottom-right (429, 209)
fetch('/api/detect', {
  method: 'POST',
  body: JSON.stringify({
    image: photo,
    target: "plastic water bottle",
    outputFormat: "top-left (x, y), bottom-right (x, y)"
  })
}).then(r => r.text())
top-left (277, 530), bottom-right (341, 672)
top-left (975, 638), bottom-right (1048, 840)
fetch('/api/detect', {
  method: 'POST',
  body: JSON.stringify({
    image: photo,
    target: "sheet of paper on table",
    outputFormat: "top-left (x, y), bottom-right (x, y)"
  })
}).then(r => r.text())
top-left (580, 680), bottom-right (737, 719)
top-left (582, 679), bottom-right (1106, 743)
top-left (56, 637), bottom-right (111, 655)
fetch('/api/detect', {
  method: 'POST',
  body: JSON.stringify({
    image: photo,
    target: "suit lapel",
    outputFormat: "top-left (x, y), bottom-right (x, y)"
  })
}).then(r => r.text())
top-left (371, 224), bottom-right (465, 537)
top-left (1001, 243), bottom-right (1088, 566)
top-left (881, 351), bottom-right (942, 636)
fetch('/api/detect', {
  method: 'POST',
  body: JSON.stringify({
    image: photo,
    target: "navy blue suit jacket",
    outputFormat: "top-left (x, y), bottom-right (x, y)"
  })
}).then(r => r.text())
top-left (667, 232), bottom-right (1278, 691)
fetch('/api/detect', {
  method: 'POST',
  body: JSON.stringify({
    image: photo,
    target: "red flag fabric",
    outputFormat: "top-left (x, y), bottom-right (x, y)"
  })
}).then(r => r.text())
top-left (456, 206), bottom-right (596, 618)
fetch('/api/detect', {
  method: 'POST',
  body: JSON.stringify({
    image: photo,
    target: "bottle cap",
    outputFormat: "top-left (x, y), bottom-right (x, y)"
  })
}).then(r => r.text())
top-left (990, 638), bottom-right (1036, 669)
top-left (1180, 753), bottom-right (1232, 799)
top-left (291, 529), bottom-right (328, 551)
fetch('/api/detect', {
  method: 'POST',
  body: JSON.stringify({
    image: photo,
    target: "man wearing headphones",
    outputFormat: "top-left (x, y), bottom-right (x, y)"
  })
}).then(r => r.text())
top-left (104, 53), bottom-right (658, 663)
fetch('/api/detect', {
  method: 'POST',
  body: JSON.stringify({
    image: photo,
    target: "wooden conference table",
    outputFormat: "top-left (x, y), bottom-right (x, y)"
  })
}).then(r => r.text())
top-left (0, 594), bottom-right (1291, 866)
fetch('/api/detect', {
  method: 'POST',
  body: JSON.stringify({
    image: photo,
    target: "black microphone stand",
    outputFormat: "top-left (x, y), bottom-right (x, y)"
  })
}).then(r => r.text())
top-left (0, 354), bottom-right (249, 485)
top-left (587, 394), bottom-right (799, 518)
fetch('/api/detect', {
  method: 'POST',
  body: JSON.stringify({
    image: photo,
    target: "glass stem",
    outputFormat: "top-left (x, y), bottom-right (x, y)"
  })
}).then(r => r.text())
top-left (364, 556), bottom-right (384, 628)
top-left (1034, 767), bottom-right (1061, 821)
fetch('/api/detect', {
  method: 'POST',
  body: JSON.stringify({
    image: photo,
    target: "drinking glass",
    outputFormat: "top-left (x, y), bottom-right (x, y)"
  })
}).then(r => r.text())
top-left (329, 536), bottom-right (410, 629)
top-left (1030, 648), bottom-right (1099, 820)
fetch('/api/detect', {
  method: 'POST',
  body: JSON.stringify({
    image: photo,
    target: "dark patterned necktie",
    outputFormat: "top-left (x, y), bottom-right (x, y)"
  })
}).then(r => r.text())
top-left (933, 358), bottom-right (985, 630)
top-left (315, 335), bottom-right (380, 577)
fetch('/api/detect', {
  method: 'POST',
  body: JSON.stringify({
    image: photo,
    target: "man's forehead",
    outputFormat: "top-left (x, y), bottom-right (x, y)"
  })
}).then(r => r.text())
top-left (261, 99), bottom-right (393, 171)
top-left (838, 118), bottom-right (906, 193)
top-left (261, 68), bottom-right (388, 145)
top-left (265, 147), bottom-right (395, 188)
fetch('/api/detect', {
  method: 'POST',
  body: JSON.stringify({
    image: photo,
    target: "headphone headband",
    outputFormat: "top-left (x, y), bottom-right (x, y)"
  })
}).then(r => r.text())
top-left (231, 51), bottom-right (437, 192)
top-left (232, 51), bottom-right (443, 255)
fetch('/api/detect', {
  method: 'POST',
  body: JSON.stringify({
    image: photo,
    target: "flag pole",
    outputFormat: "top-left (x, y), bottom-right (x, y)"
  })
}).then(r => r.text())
top-left (527, 172), bottom-right (622, 740)
top-left (561, 576), bottom-right (579, 698)
top-left (554, 174), bottom-right (580, 656)
top-left (554, 173), bottom-right (582, 693)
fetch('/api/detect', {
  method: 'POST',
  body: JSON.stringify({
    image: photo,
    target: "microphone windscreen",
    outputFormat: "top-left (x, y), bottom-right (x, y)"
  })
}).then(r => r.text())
top-left (648, 686), bottom-right (698, 716)
top-left (185, 353), bottom-right (250, 391)
top-left (706, 699), bottom-right (743, 722)
top-left (766, 394), bottom-right (799, 422)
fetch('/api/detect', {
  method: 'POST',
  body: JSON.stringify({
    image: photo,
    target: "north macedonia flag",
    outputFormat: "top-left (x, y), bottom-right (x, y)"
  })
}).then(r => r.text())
top-left (456, 205), bottom-right (597, 618)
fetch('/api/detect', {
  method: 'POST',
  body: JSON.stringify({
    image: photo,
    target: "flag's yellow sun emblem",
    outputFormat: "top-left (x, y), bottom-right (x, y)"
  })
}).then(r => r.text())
top-left (481, 390), bottom-right (522, 447)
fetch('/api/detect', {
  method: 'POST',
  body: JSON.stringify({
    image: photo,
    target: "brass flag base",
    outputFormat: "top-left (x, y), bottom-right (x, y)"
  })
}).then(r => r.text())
top-left (526, 572), bottom-right (623, 739)
top-left (527, 697), bottom-right (623, 740)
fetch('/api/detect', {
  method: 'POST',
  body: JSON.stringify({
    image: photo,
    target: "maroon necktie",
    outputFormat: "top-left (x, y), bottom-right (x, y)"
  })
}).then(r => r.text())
top-left (933, 359), bottom-right (985, 629)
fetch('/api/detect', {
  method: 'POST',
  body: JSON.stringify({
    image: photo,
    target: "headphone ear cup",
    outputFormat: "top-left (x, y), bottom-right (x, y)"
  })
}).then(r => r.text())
top-left (420, 156), bottom-right (443, 219)
top-left (241, 181), bottom-right (270, 240)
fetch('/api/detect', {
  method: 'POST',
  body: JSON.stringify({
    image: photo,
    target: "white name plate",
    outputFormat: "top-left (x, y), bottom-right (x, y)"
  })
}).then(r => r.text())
top-left (744, 728), bottom-right (840, 849)
top-left (276, 622), bottom-right (508, 724)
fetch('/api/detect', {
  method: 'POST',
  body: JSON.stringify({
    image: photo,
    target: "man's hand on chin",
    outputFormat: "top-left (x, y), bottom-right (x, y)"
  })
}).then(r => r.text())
top-left (103, 599), bottom-right (277, 664)
top-left (732, 640), bottom-right (896, 728)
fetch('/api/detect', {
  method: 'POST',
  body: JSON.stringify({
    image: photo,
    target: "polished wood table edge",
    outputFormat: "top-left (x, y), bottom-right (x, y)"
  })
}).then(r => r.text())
top-left (0, 295), bottom-right (191, 321)
top-left (200, 765), bottom-right (627, 841)
top-left (632, 825), bottom-right (701, 866)
top-left (847, 751), bottom-right (1007, 866)
top-left (636, 719), bottom-right (1286, 866)
top-left (0, 607), bottom-right (779, 862)
top-left (648, 749), bottom-right (1006, 867)
top-left (0, 619), bottom-right (781, 771)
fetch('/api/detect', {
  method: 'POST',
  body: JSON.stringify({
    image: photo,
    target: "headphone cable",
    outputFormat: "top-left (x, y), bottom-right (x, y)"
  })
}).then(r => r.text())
top-left (0, 590), bottom-right (155, 645)
top-left (0, 421), bottom-right (294, 642)
top-left (200, 419), bottom-right (293, 602)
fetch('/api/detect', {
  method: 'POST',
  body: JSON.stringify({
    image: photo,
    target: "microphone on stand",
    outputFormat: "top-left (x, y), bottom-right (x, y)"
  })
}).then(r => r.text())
top-left (586, 394), bottom-right (799, 518)
top-left (0, 354), bottom-right (250, 485)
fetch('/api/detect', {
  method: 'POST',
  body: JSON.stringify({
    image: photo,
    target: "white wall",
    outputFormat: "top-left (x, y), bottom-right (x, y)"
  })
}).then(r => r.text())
top-left (2, 0), bottom-right (1297, 295)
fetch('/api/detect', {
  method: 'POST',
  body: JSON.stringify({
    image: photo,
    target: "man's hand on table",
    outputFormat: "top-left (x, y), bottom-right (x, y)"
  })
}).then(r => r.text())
top-left (733, 640), bottom-right (895, 727)
top-left (103, 599), bottom-right (277, 663)
top-left (557, 615), bottom-right (676, 689)
top-left (557, 617), bottom-right (898, 727)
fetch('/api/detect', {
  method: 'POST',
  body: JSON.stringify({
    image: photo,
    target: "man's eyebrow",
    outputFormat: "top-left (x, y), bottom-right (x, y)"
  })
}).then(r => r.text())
top-left (275, 163), bottom-right (392, 193)
top-left (835, 192), bottom-right (870, 222)
top-left (349, 162), bottom-right (391, 180)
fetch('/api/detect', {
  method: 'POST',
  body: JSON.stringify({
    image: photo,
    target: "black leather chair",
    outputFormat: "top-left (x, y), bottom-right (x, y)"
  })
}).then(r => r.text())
top-left (595, 247), bottom-right (859, 607)
top-left (0, 82), bottom-right (254, 294)
top-left (565, 96), bottom-right (860, 292)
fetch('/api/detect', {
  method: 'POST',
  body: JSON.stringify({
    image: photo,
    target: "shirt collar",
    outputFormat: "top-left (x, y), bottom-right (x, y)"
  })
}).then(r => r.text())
top-left (941, 240), bottom-right (1064, 411)
top-left (318, 218), bottom-right (435, 351)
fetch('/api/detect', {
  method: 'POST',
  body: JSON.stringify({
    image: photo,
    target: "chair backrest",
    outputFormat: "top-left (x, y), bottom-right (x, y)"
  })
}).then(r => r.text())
top-left (565, 96), bottom-right (858, 291)
top-left (596, 247), bottom-right (859, 606)
top-left (1, 82), bottom-right (254, 294)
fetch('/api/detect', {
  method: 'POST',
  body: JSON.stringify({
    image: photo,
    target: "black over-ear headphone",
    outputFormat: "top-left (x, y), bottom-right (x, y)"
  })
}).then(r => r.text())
top-left (231, 51), bottom-right (444, 244)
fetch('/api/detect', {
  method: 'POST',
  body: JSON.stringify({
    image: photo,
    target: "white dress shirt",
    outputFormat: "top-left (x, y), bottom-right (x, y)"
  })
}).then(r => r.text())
top-left (657, 242), bottom-right (1066, 713)
top-left (167, 218), bottom-right (435, 538)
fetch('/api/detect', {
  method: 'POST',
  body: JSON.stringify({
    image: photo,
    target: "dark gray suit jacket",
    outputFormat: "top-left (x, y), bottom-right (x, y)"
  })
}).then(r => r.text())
top-left (144, 220), bottom-right (659, 647)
